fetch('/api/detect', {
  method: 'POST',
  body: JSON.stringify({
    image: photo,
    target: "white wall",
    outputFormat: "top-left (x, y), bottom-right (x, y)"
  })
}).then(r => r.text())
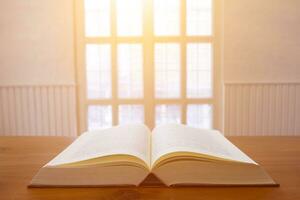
top-left (0, 0), bottom-right (75, 85)
top-left (223, 0), bottom-right (300, 135)
top-left (0, 0), bottom-right (77, 136)
top-left (224, 0), bottom-right (300, 83)
top-left (1, 0), bottom-right (300, 136)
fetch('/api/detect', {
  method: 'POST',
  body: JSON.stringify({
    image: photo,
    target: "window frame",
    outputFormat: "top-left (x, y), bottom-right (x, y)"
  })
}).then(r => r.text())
top-left (74, 0), bottom-right (223, 133)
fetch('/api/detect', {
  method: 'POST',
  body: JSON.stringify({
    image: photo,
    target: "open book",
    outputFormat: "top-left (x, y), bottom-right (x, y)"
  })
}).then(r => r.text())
top-left (30, 124), bottom-right (277, 187)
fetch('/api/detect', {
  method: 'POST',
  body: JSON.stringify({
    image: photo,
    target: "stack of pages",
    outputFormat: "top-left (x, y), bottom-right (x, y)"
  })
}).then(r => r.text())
top-left (30, 124), bottom-right (277, 187)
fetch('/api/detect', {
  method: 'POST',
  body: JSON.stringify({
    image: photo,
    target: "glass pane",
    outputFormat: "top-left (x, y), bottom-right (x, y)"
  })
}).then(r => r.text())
top-left (187, 104), bottom-right (212, 129)
top-left (86, 44), bottom-right (111, 99)
top-left (116, 0), bottom-right (143, 36)
top-left (155, 43), bottom-right (180, 98)
top-left (187, 43), bottom-right (212, 98)
top-left (119, 105), bottom-right (144, 125)
top-left (156, 105), bottom-right (181, 125)
top-left (88, 105), bottom-right (112, 130)
top-left (154, 0), bottom-right (180, 35)
top-left (187, 0), bottom-right (212, 36)
top-left (84, 0), bottom-right (110, 36)
top-left (118, 44), bottom-right (143, 98)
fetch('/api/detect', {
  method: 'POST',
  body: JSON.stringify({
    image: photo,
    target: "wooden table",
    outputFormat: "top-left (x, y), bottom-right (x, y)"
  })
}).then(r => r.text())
top-left (0, 136), bottom-right (300, 200)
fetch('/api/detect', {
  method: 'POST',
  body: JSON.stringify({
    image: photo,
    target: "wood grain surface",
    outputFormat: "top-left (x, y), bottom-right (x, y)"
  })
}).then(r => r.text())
top-left (0, 136), bottom-right (300, 200)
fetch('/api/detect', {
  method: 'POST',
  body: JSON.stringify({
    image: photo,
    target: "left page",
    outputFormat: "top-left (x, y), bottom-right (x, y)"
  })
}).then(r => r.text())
top-left (47, 124), bottom-right (151, 168)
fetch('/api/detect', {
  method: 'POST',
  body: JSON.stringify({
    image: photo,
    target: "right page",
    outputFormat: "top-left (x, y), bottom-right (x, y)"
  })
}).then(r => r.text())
top-left (151, 124), bottom-right (256, 168)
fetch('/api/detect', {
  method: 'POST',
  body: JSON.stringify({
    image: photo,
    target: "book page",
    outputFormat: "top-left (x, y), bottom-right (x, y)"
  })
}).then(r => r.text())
top-left (47, 124), bottom-right (151, 167)
top-left (151, 124), bottom-right (256, 167)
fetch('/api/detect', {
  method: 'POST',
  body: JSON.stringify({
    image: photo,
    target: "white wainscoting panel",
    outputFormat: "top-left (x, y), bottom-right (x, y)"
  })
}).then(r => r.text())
top-left (225, 83), bottom-right (300, 136)
top-left (0, 85), bottom-right (77, 136)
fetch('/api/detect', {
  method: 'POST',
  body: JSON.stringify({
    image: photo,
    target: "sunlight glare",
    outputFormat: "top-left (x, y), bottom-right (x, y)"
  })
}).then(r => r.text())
top-left (116, 0), bottom-right (143, 36)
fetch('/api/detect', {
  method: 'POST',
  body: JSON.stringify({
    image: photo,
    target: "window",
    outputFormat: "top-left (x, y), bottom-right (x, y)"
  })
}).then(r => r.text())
top-left (76, 0), bottom-right (219, 132)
